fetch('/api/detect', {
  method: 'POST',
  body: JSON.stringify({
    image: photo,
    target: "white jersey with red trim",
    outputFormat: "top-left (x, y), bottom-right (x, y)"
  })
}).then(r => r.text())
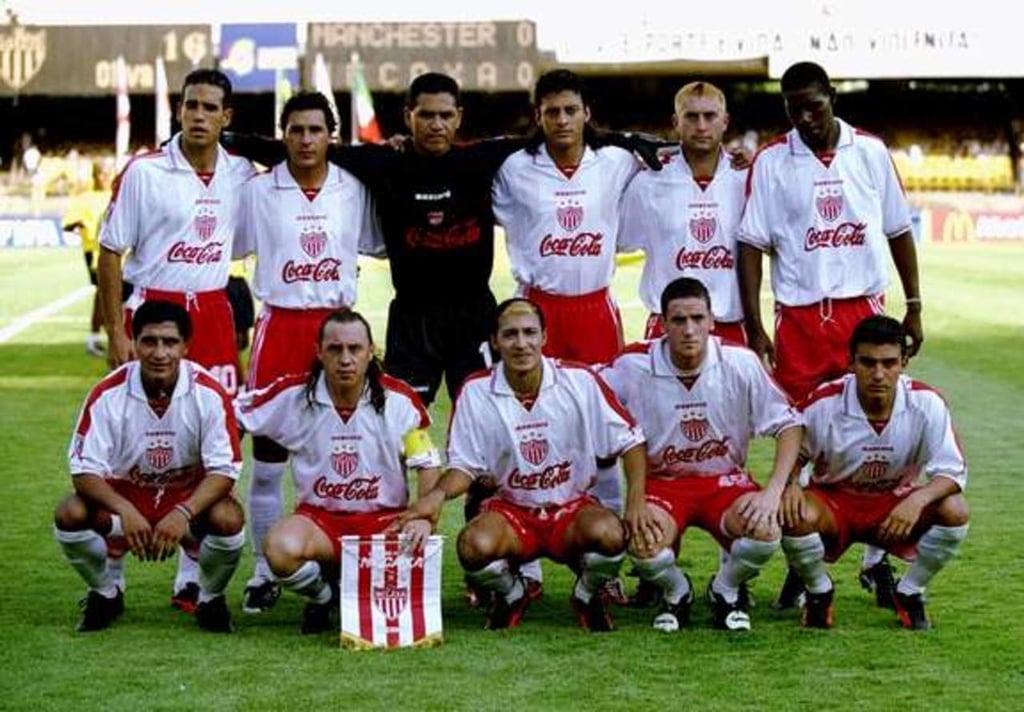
top-left (236, 373), bottom-right (439, 513)
top-left (619, 149), bottom-right (746, 321)
top-left (447, 356), bottom-right (644, 507)
top-left (68, 359), bottom-right (242, 487)
top-left (801, 374), bottom-right (967, 493)
top-left (493, 144), bottom-right (640, 296)
top-left (599, 337), bottom-right (801, 479)
top-left (234, 162), bottom-right (380, 309)
top-left (100, 134), bottom-right (257, 292)
top-left (736, 118), bottom-right (912, 306)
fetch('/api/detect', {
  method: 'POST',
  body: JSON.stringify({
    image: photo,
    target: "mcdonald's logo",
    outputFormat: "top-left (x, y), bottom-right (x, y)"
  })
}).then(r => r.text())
top-left (940, 210), bottom-right (974, 243)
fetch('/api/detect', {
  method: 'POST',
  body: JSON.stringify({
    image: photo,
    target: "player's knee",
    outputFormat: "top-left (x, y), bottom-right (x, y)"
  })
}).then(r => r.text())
top-left (204, 498), bottom-right (245, 536)
top-left (937, 494), bottom-right (969, 527)
top-left (456, 526), bottom-right (500, 569)
top-left (264, 529), bottom-right (306, 577)
top-left (253, 436), bottom-right (288, 464)
top-left (582, 511), bottom-right (626, 555)
top-left (53, 494), bottom-right (90, 531)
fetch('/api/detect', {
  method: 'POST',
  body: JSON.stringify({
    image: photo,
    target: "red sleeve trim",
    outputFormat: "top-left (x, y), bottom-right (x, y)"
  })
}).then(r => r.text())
top-left (380, 374), bottom-right (431, 428)
top-left (108, 149), bottom-right (165, 204)
top-left (561, 363), bottom-right (637, 427)
top-left (909, 379), bottom-right (949, 404)
top-left (744, 134), bottom-right (787, 198)
top-left (446, 368), bottom-right (492, 435)
top-left (800, 379), bottom-right (845, 410)
top-left (246, 373), bottom-right (308, 410)
top-left (76, 368), bottom-right (130, 437)
top-left (195, 370), bottom-right (243, 462)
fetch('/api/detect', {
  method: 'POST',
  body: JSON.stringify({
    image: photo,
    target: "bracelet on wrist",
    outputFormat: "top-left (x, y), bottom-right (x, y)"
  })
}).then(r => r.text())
top-left (174, 503), bottom-right (194, 523)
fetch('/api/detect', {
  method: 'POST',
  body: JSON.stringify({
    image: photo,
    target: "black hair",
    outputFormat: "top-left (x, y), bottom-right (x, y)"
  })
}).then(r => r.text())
top-left (525, 68), bottom-right (597, 154)
top-left (132, 300), bottom-right (192, 342)
top-left (660, 277), bottom-right (712, 317)
top-left (849, 315), bottom-right (908, 359)
top-left (405, 72), bottom-right (461, 109)
top-left (493, 298), bottom-right (546, 335)
top-left (280, 91), bottom-right (338, 136)
top-left (304, 309), bottom-right (386, 414)
top-left (181, 68), bottom-right (233, 107)
top-left (780, 61), bottom-right (832, 95)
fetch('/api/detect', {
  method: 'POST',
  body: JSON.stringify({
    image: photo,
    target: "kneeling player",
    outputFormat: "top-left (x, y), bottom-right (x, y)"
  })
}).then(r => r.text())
top-left (54, 301), bottom-right (245, 633)
top-left (780, 315), bottom-right (969, 630)
top-left (393, 299), bottom-right (657, 632)
top-left (601, 278), bottom-right (803, 631)
top-left (236, 310), bottom-right (441, 634)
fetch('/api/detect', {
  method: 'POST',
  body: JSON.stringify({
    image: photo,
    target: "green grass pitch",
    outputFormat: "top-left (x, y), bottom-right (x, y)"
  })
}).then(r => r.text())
top-left (0, 240), bottom-right (1022, 710)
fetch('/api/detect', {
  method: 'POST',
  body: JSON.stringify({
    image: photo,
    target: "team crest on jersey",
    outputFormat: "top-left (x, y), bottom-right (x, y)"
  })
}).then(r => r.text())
top-left (145, 433), bottom-right (174, 471)
top-left (373, 581), bottom-right (409, 620)
top-left (331, 447), bottom-right (359, 478)
top-left (519, 433), bottom-right (549, 466)
top-left (194, 208), bottom-right (218, 241)
top-left (858, 456), bottom-right (889, 482)
top-left (688, 207), bottom-right (717, 244)
top-left (814, 182), bottom-right (844, 223)
top-left (299, 226), bottom-right (328, 258)
top-left (556, 200), bottom-right (584, 233)
top-left (679, 409), bottom-right (709, 442)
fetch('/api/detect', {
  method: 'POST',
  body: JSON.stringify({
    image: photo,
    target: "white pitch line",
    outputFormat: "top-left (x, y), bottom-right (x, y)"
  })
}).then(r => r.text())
top-left (0, 286), bottom-right (94, 343)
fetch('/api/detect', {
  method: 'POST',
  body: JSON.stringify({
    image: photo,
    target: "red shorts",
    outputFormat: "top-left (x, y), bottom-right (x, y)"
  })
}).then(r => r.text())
top-left (774, 295), bottom-right (883, 402)
top-left (645, 313), bottom-right (747, 345)
top-left (125, 287), bottom-right (239, 395)
top-left (526, 287), bottom-right (622, 364)
top-left (104, 478), bottom-right (198, 558)
top-left (482, 496), bottom-right (598, 563)
top-left (296, 503), bottom-right (403, 560)
top-left (646, 473), bottom-right (759, 549)
top-left (807, 485), bottom-right (934, 563)
top-left (247, 306), bottom-right (336, 390)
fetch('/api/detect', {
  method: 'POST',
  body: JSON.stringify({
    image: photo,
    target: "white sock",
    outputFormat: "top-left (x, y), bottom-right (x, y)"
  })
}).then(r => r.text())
top-left (173, 549), bottom-right (200, 593)
top-left (631, 548), bottom-right (690, 604)
top-left (466, 559), bottom-right (522, 602)
top-left (248, 459), bottom-right (286, 584)
top-left (108, 555), bottom-right (126, 591)
top-left (280, 560), bottom-right (332, 604)
top-left (590, 464), bottom-right (623, 514)
top-left (576, 551), bottom-right (625, 603)
top-left (897, 524), bottom-right (969, 596)
top-left (55, 527), bottom-right (117, 597)
top-left (862, 544), bottom-right (886, 569)
top-left (713, 538), bottom-right (778, 603)
top-left (198, 532), bottom-right (244, 604)
top-left (520, 559), bottom-right (543, 583)
top-left (781, 534), bottom-right (832, 594)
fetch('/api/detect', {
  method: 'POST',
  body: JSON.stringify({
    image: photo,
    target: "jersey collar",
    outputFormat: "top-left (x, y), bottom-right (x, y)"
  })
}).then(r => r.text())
top-left (674, 147), bottom-right (730, 181)
top-left (651, 335), bottom-right (721, 377)
top-left (272, 161), bottom-right (342, 191)
top-left (313, 372), bottom-right (370, 408)
top-left (533, 142), bottom-right (596, 170)
top-left (842, 372), bottom-right (909, 420)
top-left (167, 132), bottom-right (232, 174)
top-left (491, 356), bottom-right (557, 396)
top-left (127, 360), bottom-right (193, 402)
top-left (788, 117), bottom-right (854, 157)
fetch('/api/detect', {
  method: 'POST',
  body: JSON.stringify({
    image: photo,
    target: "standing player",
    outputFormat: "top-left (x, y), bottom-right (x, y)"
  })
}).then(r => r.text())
top-left (53, 301), bottom-right (245, 633)
top-left (236, 310), bottom-right (441, 633)
top-left (97, 68), bottom-right (255, 611)
top-left (64, 159), bottom-right (115, 357)
top-left (601, 278), bottom-right (802, 631)
top-left (779, 316), bottom-right (968, 630)
top-left (619, 82), bottom-right (747, 344)
top-left (232, 91), bottom-right (380, 613)
top-left (393, 299), bottom-right (658, 632)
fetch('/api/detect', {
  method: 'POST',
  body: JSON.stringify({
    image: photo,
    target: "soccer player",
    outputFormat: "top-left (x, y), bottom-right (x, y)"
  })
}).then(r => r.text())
top-left (600, 277), bottom-right (802, 631)
top-left (779, 315), bottom-right (968, 630)
top-left (736, 60), bottom-right (923, 605)
top-left (64, 158), bottom-right (115, 357)
top-left (232, 91), bottom-right (380, 614)
top-left (98, 69), bottom-right (255, 609)
top-left (392, 298), bottom-right (658, 632)
top-left (619, 82), bottom-right (747, 344)
top-left (53, 301), bottom-right (245, 633)
top-left (236, 310), bottom-right (441, 634)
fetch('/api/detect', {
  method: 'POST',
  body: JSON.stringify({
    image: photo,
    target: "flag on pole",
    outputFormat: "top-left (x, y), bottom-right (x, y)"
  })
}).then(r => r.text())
top-left (154, 57), bottom-right (171, 146)
top-left (115, 55), bottom-right (131, 171)
top-left (350, 53), bottom-right (382, 145)
top-left (340, 534), bottom-right (444, 649)
top-left (312, 52), bottom-right (341, 135)
top-left (273, 67), bottom-right (293, 139)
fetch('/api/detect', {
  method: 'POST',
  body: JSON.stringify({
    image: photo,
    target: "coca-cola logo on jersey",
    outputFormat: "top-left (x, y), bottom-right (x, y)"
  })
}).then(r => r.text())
top-left (804, 222), bottom-right (867, 252)
top-left (519, 433), bottom-right (549, 466)
top-left (660, 438), bottom-right (730, 466)
top-left (675, 245), bottom-right (734, 271)
top-left (282, 258), bottom-right (341, 283)
top-left (313, 475), bottom-right (381, 501)
top-left (688, 206), bottom-right (717, 244)
top-left (814, 181), bottom-right (845, 223)
top-left (167, 241), bottom-right (224, 264)
top-left (194, 208), bottom-right (218, 241)
top-left (539, 232), bottom-right (603, 257)
top-left (300, 227), bottom-right (328, 258)
top-left (507, 461), bottom-right (572, 491)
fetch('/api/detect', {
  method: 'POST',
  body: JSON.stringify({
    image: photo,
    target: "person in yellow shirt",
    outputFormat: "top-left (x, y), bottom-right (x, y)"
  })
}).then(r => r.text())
top-left (64, 159), bottom-right (114, 356)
